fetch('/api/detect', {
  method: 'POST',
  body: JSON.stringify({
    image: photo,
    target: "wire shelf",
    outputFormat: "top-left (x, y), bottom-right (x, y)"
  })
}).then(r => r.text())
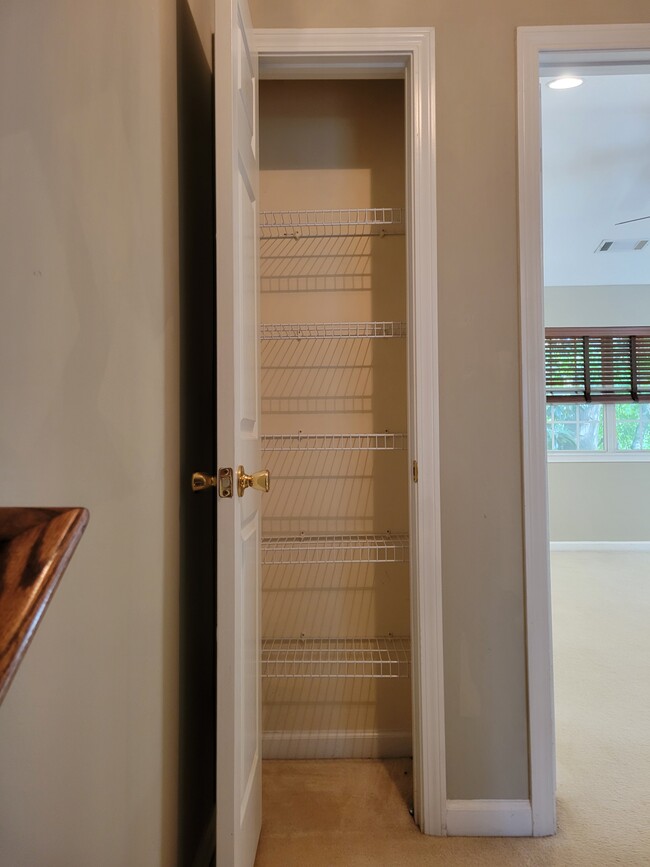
top-left (261, 432), bottom-right (407, 451)
top-left (261, 533), bottom-right (409, 565)
top-left (260, 208), bottom-right (405, 239)
top-left (260, 321), bottom-right (406, 341)
top-left (261, 636), bottom-right (411, 678)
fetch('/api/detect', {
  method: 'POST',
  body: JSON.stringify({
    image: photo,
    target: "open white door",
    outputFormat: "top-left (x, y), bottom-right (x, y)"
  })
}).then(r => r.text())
top-left (215, 0), bottom-right (263, 864)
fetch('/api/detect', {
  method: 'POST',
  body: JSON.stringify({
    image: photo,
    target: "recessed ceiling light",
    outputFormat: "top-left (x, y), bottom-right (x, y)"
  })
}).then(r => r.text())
top-left (548, 76), bottom-right (583, 90)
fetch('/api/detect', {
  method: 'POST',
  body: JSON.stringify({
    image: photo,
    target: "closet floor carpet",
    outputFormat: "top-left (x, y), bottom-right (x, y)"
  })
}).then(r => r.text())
top-left (254, 552), bottom-right (650, 866)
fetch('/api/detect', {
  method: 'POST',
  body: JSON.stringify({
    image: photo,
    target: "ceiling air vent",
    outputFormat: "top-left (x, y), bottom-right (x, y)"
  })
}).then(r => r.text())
top-left (595, 239), bottom-right (649, 253)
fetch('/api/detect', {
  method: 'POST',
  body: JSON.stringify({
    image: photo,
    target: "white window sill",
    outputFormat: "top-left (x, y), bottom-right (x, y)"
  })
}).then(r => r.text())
top-left (547, 451), bottom-right (650, 463)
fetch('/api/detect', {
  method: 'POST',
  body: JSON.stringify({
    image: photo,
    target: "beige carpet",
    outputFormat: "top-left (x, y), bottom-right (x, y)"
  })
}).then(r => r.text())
top-left (254, 552), bottom-right (650, 866)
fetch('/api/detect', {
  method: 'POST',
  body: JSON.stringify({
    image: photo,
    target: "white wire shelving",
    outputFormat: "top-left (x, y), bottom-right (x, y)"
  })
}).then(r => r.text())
top-left (261, 532), bottom-right (409, 566)
top-left (259, 207), bottom-right (405, 240)
top-left (261, 432), bottom-right (407, 451)
top-left (261, 636), bottom-right (411, 679)
top-left (260, 321), bottom-right (406, 341)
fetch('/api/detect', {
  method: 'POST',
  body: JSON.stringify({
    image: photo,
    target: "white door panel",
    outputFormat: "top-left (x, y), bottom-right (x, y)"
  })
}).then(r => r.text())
top-left (215, 0), bottom-right (262, 864)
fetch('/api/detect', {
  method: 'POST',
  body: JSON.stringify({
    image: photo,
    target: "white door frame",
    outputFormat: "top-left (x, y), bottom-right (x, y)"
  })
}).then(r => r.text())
top-left (254, 27), bottom-right (446, 836)
top-left (518, 22), bottom-right (650, 837)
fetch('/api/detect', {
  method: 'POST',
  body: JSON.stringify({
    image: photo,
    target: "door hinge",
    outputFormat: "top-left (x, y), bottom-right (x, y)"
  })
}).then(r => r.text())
top-left (412, 460), bottom-right (418, 483)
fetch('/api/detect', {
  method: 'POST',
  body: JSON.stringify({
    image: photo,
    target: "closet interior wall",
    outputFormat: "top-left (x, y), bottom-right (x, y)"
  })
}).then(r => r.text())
top-left (259, 79), bottom-right (411, 758)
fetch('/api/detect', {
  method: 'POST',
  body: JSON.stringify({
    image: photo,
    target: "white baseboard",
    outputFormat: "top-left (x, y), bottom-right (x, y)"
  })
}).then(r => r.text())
top-left (446, 800), bottom-right (532, 836)
top-left (550, 541), bottom-right (650, 552)
top-left (262, 729), bottom-right (412, 759)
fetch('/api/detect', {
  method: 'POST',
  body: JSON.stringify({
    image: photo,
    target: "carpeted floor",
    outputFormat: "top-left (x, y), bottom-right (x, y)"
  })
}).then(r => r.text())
top-left (254, 552), bottom-right (650, 866)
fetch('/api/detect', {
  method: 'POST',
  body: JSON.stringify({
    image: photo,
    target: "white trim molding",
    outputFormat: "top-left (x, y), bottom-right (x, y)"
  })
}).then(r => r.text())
top-left (548, 452), bottom-right (650, 463)
top-left (550, 541), bottom-right (650, 552)
top-left (446, 800), bottom-right (532, 837)
top-left (256, 27), bottom-right (437, 78)
top-left (255, 27), bottom-right (445, 837)
top-left (262, 730), bottom-right (412, 760)
top-left (518, 23), bottom-right (650, 838)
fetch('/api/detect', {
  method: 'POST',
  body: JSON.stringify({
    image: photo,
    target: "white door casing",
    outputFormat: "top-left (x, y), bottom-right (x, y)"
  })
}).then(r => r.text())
top-left (215, 0), bottom-right (262, 865)
top-left (518, 23), bottom-right (650, 837)
top-left (255, 28), bottom-right (445, 836)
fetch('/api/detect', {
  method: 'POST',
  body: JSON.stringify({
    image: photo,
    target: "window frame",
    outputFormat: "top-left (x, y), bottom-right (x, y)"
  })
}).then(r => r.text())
top-left (547, 402), bottom-right (650, 462)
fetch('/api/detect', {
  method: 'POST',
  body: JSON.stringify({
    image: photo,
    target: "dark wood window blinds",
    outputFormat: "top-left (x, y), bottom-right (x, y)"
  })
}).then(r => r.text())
top-left (545, 327), bottom-right (650, 404)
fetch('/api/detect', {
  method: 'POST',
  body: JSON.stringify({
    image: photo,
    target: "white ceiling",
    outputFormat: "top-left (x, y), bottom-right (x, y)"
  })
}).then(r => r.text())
top-left (541, 69), bottom-right (650, 287)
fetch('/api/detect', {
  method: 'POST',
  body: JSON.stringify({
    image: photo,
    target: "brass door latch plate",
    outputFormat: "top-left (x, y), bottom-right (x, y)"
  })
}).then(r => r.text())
top-left (191, 467), bottom-right (234, 498)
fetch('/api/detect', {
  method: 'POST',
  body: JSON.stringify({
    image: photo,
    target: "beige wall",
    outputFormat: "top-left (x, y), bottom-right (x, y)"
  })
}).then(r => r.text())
top-left (2, 3), bottom-right (650, 860)
top-left (0, 1), bottom-right (179, 864)
top-left (251, 0), bottom-right (650, 800)
top-left (548, 462), bottom-right (650, 541)
top-left (545, 284), bottom-right (650, 327)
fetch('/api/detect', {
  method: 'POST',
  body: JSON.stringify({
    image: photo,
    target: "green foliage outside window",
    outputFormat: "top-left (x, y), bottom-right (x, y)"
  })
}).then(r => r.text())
top-left (547, 403), bottom-right (650, 452)
top-left (546, 404), bottom-right (604, 451)
top-left (615, 404), bottom-right (650, 450)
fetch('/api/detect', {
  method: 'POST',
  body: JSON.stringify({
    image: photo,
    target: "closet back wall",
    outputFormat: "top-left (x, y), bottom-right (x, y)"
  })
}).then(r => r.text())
top-left (259, 80), bottom-right (411, 757)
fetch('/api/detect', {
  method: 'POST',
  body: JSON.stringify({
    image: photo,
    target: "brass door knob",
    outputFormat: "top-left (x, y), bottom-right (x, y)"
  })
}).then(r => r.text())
top-left (192, 471), bottom-right (218, 492)
top-left (237, 466), bottom-right (271, 497)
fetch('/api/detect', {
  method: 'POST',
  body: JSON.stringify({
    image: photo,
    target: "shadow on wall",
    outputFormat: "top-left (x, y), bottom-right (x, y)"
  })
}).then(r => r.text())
top-left (177, 1), bottom-right (216, 865)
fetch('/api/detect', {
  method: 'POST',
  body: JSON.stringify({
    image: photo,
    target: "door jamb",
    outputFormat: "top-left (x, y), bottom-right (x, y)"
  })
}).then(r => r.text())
top-left (518, 22), bottom-right (650, 837)
top-left (254, 27), bottom-right (445, 836)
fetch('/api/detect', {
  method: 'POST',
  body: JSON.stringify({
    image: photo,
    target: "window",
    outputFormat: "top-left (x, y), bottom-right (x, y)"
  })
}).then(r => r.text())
top-left (546, 403), bottom-right (604, 451)
top-left (547, 402), bottom-right (650, 459)
top-left (545, 327), bottom-right (650, 460)
top-left (614, 403), bottom-right (650, 450)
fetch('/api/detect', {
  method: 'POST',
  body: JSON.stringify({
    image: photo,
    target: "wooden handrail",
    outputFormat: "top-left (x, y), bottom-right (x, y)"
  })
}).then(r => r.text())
top-left (0, 507), bottom-right (89, 705)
